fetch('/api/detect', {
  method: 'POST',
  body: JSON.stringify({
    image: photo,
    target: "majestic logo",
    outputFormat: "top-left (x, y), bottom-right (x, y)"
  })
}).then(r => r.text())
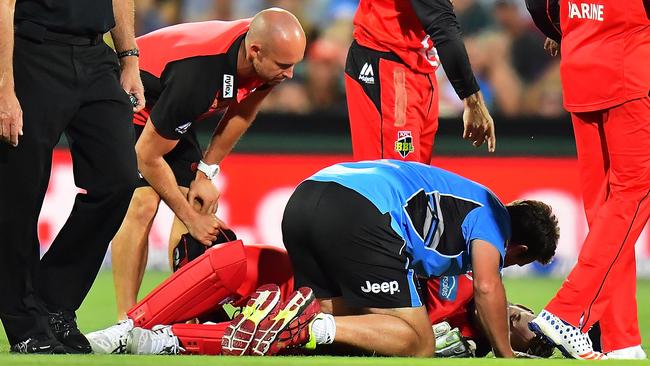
top-left (439, 275), bottom-right (458, 301)
top-left (223, 74), bottom-right (234, 98)
top-left (174, 121), bottom-right (192, 135)
top-left (394, 131), bottom-right (415, 158)
top-left (358, 62), bottom-right (375, 84)
top-left (568, 1), bottom-right (604, 21)
top-left (360, 280), bottom-right (400, 295)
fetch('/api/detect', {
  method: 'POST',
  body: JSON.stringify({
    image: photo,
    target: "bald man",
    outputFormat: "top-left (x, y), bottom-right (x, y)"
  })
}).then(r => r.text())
top-left (111, 8), bottom-right (306, 321)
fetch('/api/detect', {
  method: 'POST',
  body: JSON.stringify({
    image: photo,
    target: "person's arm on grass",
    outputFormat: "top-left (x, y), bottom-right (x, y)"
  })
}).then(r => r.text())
top-left (471, 239), bottom-right (515, 358)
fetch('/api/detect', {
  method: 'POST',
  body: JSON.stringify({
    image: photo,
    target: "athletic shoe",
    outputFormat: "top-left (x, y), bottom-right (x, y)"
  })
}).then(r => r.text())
top-left (607, 345), bottom-right (647, 360)
top-left (86, 319), bottom-right (134, 354)
top-left (221, 284), bottom-right (282, 355)
top-left (10, 337), bottom-right (67, 354)
top-left (48, 311), bottom-right (92, 353)
top-left (250, 286), bottom-right (320, 356)
top-left (529, 310), bottom-right (607, 360)
top-left (127, 325), bottom-right (183, 355)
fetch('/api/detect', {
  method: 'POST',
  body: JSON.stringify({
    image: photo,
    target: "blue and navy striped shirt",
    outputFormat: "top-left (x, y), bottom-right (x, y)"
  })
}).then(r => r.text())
top-left (308, 160), bottom-right (510, 278)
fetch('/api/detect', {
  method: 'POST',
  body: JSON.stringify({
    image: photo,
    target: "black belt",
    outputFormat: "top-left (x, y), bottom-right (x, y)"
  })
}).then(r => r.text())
top-left (15, 21), bottom-right (103, 46)
top-left (350, 40), bottom-right (403, 64)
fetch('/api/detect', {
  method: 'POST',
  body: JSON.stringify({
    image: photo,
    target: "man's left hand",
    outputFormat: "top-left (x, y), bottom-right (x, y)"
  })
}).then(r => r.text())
top-left (188, 175), bottom-right (220, 214)
top-left (119, 56), bottom-right (145, 112)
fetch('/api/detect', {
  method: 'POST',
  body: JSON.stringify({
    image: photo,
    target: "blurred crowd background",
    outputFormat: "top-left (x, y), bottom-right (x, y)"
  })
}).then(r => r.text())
top-left (133, 0), bottom-right (564, 118)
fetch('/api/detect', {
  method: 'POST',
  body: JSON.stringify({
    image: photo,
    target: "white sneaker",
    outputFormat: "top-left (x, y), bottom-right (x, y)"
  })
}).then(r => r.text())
top-left (86, 319), bottom-right (134, 354)
top-left (607, 345), bottom-right (647, 360)
top-left (529, 310), bottom-right (607, 360)
top-left (127, 325), bottom-right (183, 355)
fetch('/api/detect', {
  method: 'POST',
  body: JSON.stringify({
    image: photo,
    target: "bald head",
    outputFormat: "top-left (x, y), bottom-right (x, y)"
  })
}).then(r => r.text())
top-left (248, 8), bottom-right (306, 49)
top-left (244, 8), bottom-right (306, 84)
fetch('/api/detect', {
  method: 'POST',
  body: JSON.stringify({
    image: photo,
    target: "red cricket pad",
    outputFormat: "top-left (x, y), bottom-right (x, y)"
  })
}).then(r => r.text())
top-left (232, 244), bottom-right (295, 306)
top-left (127, 240), bottom-right (247, 328)
top-left (172, 322), bottom-right (228, 355)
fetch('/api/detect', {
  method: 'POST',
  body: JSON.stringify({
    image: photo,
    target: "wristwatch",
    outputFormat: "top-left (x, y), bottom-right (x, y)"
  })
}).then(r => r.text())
top-left (197, 160), bottom-right (220, 179)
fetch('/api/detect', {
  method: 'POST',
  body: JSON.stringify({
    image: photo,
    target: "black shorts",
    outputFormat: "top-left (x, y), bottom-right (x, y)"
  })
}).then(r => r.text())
top-left (282, 180), bottom-right (423, 309)
top-left (134, 124), bottom-right (201, 188)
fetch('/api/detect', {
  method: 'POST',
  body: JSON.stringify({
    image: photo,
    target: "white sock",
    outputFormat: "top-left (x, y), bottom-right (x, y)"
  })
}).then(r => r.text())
top-left (311, 313), bottom-right (336, 345)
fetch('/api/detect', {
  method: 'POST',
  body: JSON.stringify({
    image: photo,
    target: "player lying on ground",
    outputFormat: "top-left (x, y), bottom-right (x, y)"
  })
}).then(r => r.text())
top-left (220, 160), bottom-right (559, 357)
top-left (424, 274), bottom-right (553, 358)
top-left (87, 238), bottom-right (553, 357)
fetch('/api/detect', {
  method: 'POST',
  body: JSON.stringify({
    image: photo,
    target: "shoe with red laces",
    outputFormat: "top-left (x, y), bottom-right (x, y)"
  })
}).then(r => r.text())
top-left (250, 287), bottom-right (322, 356)
top-left (221, 284), bottom-right (282, 356)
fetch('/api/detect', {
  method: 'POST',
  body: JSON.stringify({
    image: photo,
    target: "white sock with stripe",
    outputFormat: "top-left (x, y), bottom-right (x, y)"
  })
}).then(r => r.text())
top-left (311, 313), bottom-right (336, 345)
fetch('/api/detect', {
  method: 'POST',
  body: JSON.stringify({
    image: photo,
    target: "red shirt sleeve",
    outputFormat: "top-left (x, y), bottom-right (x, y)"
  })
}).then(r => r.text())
top-left (424, 273), bottom-right (483, 339)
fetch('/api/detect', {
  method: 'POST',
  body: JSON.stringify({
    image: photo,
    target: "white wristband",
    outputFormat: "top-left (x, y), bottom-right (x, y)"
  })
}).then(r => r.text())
top-left (197, 160), bottom-right (220, 179)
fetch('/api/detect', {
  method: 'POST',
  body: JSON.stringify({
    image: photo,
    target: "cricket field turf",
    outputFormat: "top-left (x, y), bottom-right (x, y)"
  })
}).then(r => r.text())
top-left (1, 272), bottom-right (649, 365)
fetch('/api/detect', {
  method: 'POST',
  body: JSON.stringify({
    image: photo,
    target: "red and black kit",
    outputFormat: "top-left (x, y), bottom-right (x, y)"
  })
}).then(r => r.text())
top-left (345, 0), bottom-right (479, 163)
top-left (134, 19), bottom-right (265, 186)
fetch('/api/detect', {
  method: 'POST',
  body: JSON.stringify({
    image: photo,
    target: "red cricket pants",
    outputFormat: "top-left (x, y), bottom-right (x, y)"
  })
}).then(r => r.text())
top-left (546, 96), bottom-right (650, 352)
top-left (344, 41), bottom-right (439, 163)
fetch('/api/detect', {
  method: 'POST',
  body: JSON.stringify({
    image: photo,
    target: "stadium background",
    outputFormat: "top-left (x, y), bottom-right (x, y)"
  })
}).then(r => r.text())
top-left (3, 0), bottom-right (650, 361)
top-left (40, 0), bottom-right (650, 277)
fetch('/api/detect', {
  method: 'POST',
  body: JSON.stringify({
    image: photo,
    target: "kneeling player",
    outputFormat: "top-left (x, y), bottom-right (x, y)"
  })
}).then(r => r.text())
top-left (222, 160), bottom-right (559, 358)
top-left (87, 238), bottom-right (553, 357)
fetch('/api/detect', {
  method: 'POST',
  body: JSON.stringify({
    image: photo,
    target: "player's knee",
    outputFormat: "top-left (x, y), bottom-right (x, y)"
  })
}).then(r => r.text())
top-left (413, 330), bottom-right (435, 357)
top-left (392, 325), bottom-right (434, 357)
top-left (91, 167), bottom-right (139, 202)
top-left (129, 191), bottom-right (160, 224)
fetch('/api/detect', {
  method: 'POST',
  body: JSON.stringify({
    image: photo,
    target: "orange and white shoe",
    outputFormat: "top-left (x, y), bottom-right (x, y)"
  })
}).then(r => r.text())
top-left (221, 284), bottom-right (282, 355)
top-left (250, 287), bottom-right (321, 356)
top-left (529, 310), bottom-right (607, 360)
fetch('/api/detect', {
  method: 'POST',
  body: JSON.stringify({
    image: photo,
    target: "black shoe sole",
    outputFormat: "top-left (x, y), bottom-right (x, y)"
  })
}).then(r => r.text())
top-left (10, 345), bottom-right (67, 354)
top-left (62, 345), bottom-right (92, 354)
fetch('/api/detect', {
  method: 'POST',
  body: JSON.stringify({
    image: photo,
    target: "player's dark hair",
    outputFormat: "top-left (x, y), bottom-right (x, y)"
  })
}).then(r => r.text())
top-left (506, 200), bottom-right (559, 265)
top-left (527, 333), bottom-right (556, 358)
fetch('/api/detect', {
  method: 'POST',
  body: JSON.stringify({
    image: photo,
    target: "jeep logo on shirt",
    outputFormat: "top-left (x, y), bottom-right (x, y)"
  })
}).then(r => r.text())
top-left (223, 74), bottom-right (234, 98)
top-left (568, 1), bottom-right (604, 21)
top-left (360, 280), bottom-right (400, 295)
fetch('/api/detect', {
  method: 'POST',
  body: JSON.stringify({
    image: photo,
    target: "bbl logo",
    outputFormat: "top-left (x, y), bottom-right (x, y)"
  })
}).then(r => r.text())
top-left (394, 131), bottom-right (415, 158)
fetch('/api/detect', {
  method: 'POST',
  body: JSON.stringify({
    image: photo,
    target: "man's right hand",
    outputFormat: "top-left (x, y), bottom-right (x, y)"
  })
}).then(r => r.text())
top-left (185, 211), bottom-right (222, 245)
top-left (0, 88), bottom-right (23, 147)
top-left (544, 37), bottom-right (559, 57)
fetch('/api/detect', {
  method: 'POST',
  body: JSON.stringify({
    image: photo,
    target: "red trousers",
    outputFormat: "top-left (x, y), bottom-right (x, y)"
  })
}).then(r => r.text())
top-left (546, 96), bottom-right (650, 352)
top-left (345, 41), bottom-right (439, 163)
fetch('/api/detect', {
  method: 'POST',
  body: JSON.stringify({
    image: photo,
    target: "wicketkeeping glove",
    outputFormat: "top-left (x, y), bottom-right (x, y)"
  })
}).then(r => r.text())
top-left (433, 321), bottom-right (476, 358)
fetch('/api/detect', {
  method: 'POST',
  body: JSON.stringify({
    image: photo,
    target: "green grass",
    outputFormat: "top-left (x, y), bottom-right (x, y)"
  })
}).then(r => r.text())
top-left (2, 272), bottom-right (649, 365)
